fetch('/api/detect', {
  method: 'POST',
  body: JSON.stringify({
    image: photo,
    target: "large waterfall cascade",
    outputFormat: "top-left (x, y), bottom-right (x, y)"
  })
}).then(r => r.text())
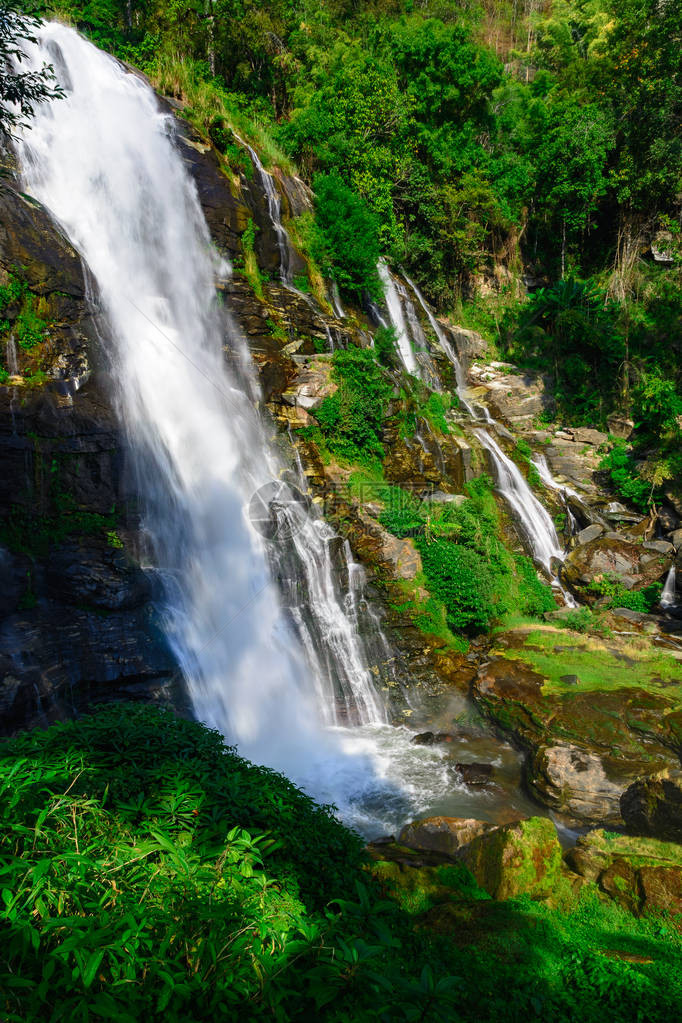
top-left (15, 24), bottom-right (435, 831)
top-left (12, 24), bottom-right (577, 834)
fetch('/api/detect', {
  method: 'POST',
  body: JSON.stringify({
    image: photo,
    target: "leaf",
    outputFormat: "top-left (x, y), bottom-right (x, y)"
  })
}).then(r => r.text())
top-left (83, 950), bottom-right (105, 989)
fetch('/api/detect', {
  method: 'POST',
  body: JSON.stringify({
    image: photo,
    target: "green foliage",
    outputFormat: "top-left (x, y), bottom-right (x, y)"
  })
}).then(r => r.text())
top-left (0, 274), bottom-right (49, 356)
top-left (373, 325), bottom-right (399, 367)
top-left (313, 347), bottom-right (391, 466)
top-left (309, 172), bottom-right (382, 300)
top-left (0, 1), bottom-right (64, 137)
top-left (0, 705), bottom-right (429, 1022)
top-left (588, 573), bottom-right (662, 614)
top-left (505, 277), bottom-right (623, 424)
top-left (379, 475), bottom-right (555, 633)
top-left (599, 441), bottom-right (652, 510)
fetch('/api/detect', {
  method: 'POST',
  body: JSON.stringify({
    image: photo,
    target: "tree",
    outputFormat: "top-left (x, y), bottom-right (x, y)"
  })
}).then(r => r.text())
top-left (0, 1), bottom-right (63, 138)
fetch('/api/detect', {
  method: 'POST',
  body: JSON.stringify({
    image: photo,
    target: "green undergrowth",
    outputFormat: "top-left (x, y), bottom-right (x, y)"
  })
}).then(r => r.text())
top-left (149, 52), bottom-right (294, 174)
top-left (308, 347), bottom-right (392, 467)
top-left (0, 274), bottom-right (52, 382)
top-left (588, 573), bottom-right (663, 614)
top-left (396, 386), bottom-right (454, 440)
top-left (2, 706), bottom-right (682, 1022)
top-left (377, 475), bottom-right (555, 633)
top-left (369, 853), bottom-right (682, 1022)
top-left (494, 627), bottom-right (682, 705)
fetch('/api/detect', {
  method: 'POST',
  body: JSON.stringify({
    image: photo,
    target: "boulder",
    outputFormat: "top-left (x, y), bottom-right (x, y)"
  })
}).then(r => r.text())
top-left (607, 414), bottom-right (634, 440)
top-left (576, 523), bottom-right (604, 546)
top-left (620, 772), bottom-right (682, 843)
top-left (456, 817), bottom-right (563, 900)
top-left (455, 762), bottom-right (494, 786)
top-left (571, 427), bottom-right (608, 448)
top-left (642, 539), bottom-right (674, 556)
top-left (670, 529), bottom-right (682, 551)
top-left (411, 731), bottom-right (455, 746)
top-left (398, 816), bottom-right (493, 858)
top-left (566, 829), bottom-right (682, 918)
top-left (529, 743), bottom-right (625, 825)
top-left (562, 536), bottom-right (672, 603)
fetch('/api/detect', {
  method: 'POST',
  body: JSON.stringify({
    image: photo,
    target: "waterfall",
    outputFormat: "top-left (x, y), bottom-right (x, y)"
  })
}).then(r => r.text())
top-left (5, 336), bottom-right (18, 375)
top-left (237, 135), bottom-right (293, 284)
top-left (661, 566), bottom-right (677, 609)
top-left (15, 24), bottom-right (397, 807)
top-left (377, 261), bottom-right (418, 375)
top-left (473, 429), bottom-right (564, 576)
top-left (404, 274), bottom-right (475, 413)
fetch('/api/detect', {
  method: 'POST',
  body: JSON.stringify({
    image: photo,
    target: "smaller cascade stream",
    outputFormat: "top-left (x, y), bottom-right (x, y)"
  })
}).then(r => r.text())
top-left (403, 276), bottom-right (573, 592)
top-left (5, 336), bottom-right (19, 375)
top-left (237, 139), bottom-right (336, 350)
top-left (661, 566), bottom-right (678, 609)
top-left (378, 261), bottom-right (419, 375)
top-left (474, 429), bottom-right (565, 578)
top-left (237, 136), bottom-right (292, 283)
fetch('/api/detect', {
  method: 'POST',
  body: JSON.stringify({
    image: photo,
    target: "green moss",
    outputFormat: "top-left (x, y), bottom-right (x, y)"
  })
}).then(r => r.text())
top-left (494, 627), bottom-right (682, 708)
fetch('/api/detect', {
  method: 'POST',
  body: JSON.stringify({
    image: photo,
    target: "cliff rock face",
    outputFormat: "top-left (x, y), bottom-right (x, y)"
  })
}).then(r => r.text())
top-left (0, 177), bottom-right (178, 734)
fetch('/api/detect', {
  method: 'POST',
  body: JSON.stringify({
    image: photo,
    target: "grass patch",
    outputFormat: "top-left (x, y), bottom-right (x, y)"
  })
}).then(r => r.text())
top-left (149, 52), bottom-right (295, 174)
top-left (494, 627), bottom-right (682, 705)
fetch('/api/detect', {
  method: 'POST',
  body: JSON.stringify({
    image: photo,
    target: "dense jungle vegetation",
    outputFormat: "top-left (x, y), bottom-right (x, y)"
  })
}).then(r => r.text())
top-left (1, 1), bottom-right (681, 502)
top-left (2, 705), bottom-right (682, 1022)
top-left (13, 0), bottom-right (680, 505)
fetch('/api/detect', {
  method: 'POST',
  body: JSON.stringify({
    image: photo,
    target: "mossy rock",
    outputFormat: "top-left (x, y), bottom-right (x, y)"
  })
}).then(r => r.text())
top-left (621, 771), bottom-right (682, 842)
top-left (566, 829), bottom-right (682, 921)
top-left (455, 817), bottom-right (564, 901)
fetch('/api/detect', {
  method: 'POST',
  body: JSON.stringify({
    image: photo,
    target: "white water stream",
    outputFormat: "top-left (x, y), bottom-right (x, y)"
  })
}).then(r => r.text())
top-left (15, 24), bottom-right (444, 832)
top-left (661, 566), bottom-right (677, 609)
top-left (10, 23), bottom-right (567, 837)
top-left (378, 260), bottom-right (419, 375)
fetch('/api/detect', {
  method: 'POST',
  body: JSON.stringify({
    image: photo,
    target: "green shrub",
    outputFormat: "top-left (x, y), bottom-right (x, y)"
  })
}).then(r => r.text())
top-left (373, 325), bottom-right (399, 367)
top-left (0, 274), bottom-right (49, 352)
top-left (380, 476), bottom-right (555, 632)
top-left (313, 347), bottom-right (391, 465)
top-left (309, 172), bottom-right (382, 300)
top-left (589, 573), bottom-right (662, 613)
top-left (0, 705), bottom-right (422, 1022)
top-left (599, 441), bottom-right (652, 510)
top-left (416, 538), bottom-right (497, 632)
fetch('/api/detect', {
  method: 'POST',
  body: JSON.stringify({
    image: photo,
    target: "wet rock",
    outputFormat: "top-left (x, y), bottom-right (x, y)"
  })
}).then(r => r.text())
top-left (577, 523), bottom-right (604, 545)
top-left (455, 762), bottom-right (494, 786)
top-left (456, 817), bottom-right (563, 900)
top-left (411, 731), bottom-right (455, 746)
top-left (563, 536), bottom-right (672, 603)
top-left (0, 547), bottom-right (32, 616)
top-left (529, 743), bottom-right (626, 825)
top-left (0, 601), bottom-right (178, 735)
top-left (398, 816), bottom-right (493, 857)
top-left (559, 674), bottom-right (579, 686)
top-left (620, 772), bottom-right (682, 842)
top-left (46, 537), bottom-right (151, 611)
top-left (566, 829), bottom-right (682, 917)
top-left (0, 181), bottom-right (84, 297)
